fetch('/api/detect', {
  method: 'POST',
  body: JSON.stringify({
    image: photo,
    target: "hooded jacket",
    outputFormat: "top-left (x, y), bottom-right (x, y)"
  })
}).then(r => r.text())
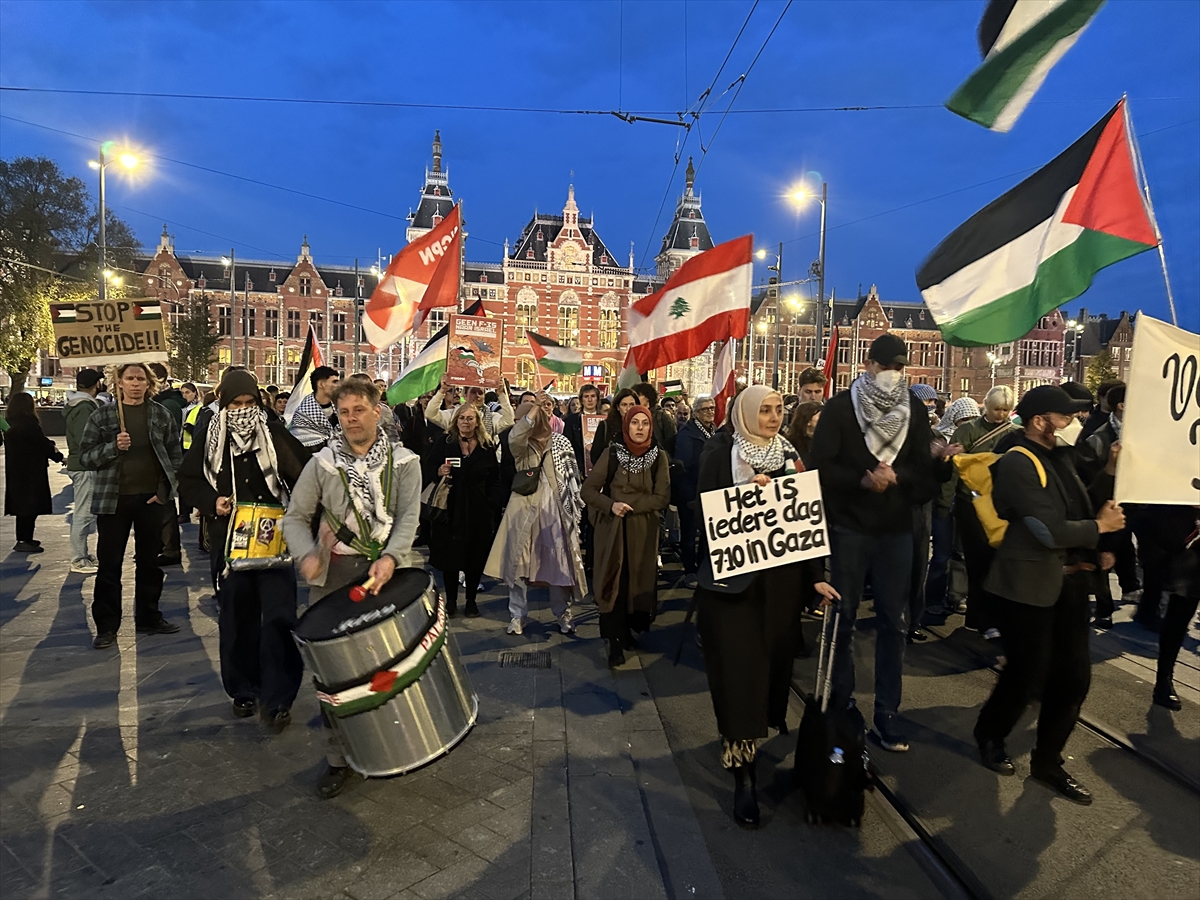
top-left (64, 390), bottom-right (100, 472)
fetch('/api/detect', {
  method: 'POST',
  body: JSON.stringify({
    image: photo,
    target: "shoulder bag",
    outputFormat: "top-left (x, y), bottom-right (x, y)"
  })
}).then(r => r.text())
top-left (511, 450), bottom-right (548, 496)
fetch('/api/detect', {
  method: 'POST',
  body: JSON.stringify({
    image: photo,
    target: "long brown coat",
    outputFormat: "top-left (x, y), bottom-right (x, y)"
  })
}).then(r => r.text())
top-left (581, 447), bottom-right (670, 615)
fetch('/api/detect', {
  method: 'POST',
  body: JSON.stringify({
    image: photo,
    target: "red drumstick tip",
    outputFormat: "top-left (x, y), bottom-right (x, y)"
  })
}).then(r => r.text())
top-left (349, 585), bottom-right (367, 602)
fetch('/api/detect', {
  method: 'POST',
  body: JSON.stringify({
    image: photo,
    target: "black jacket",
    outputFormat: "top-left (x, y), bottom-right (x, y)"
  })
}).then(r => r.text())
top-left (984, 434), bottom-right (1100, 608)
top-left (3, 416), bottom-right (63, 517)
top-left (177, 418), bottom-right (311, 516)
top-left (809, 391), bottom-right (938, 535)
top-left (672, 419), bottom-right (711, 510)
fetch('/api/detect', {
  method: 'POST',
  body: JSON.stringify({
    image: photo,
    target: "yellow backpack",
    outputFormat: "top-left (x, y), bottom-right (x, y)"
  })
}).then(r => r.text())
top-left (954, 446), bottom-right (1046, 548)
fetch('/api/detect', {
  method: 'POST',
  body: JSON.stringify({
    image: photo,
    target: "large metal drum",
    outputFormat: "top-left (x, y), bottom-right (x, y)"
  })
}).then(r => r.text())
top-left (294, 568), bottom-right (477, 777)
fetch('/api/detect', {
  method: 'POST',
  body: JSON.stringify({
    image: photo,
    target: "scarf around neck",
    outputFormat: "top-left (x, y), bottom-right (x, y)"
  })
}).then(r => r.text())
top-left (615, 443), bottom-right (660, 475)
top-left (622, 406), bottom-right (654, 456)
top-left (850, 372), bottom-right (911, 465)
top-left (333, 430), bottom-right (394, 545)
top-left (204, 406), bottom-right (285, 503)
top-left (1109, 411), bottom-right (1123, 438)
top-left (729, 385), bottom-right (792, 473)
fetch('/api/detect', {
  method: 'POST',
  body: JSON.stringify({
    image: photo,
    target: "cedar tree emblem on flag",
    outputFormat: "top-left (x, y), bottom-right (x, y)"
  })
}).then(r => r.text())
top-left (917, 99), bottom-right (1158, 347)
top-left (669, 298), bottom-right (690, 318)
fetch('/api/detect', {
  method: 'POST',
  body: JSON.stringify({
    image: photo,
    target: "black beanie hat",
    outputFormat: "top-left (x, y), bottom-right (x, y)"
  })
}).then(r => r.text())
top-left (218, 370), bottom-right (262, 409)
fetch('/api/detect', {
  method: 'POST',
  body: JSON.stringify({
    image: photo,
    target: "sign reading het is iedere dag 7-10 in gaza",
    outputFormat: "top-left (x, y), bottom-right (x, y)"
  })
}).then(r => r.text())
top-left (50, 300), bottom-right (169, 367)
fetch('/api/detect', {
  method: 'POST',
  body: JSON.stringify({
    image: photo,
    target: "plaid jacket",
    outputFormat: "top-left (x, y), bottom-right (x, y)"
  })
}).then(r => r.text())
top-left (78, 400), bottom-right (183, 515)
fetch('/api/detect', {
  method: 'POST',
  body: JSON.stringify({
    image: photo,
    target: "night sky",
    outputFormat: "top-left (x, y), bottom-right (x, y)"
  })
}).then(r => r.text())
top-left (2, 0), bottom-right (1196, 328)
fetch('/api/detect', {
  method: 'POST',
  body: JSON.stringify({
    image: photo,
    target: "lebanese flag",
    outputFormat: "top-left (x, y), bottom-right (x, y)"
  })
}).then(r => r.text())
top-left (627, 235), bottom-right (752, 373)
top-left (947, 0), bottom-right (1105, 132)
top-left (283, 324), bottom-right (324, 424)
top-left (526, 331), bottom-right (583, 375)
top-left (821, 326), bottom-right (838, 398)
top-left (917, 100), bottom-right (1158, 347)
top-left (363, 204), bottom-right (462, 351)
top-left (710, 339), bottom-right (737, 426)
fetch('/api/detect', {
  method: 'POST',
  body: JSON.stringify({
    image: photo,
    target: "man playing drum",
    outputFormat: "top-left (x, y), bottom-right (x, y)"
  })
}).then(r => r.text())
top-left (282, 379), bottom-right (423, 798)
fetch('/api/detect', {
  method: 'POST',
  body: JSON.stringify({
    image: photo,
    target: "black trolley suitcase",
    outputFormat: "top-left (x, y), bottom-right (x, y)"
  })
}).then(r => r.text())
top-left (794, 608), bottom-right (870, 826)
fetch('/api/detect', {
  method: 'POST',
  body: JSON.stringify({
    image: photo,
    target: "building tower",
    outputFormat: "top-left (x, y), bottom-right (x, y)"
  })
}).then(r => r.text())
top-left (655, 157), bottom-right (713, 280)
top-left (406, 130), bottom-right (455, 243)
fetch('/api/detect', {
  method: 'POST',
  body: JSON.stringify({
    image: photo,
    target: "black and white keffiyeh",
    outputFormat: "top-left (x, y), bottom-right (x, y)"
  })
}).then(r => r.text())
top-left (694, 418), bottom-right (715, 439)
top-left (204, 406), bottom-right (285, 502)
top-left (1109, 412), bottom-right (1122, 439)
top-left (850, 373), bottom-right (911, 465)
top-left (548, 432), bottom-right (583, 524)
top-left (333, 428), bottom-right (393, 544)
top-left (615, 444), bottom-right (660, 475)
top-left (732, 431), bottom-right (794, 475)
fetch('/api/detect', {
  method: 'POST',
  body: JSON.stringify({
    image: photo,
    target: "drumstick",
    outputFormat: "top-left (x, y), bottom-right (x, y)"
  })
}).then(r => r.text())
top-left (349, 576), bottom-right (377, 603)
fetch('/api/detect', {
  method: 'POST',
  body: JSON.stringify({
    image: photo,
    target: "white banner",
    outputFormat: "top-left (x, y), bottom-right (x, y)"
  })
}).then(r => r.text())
top-left (1114, 314), bottom-right (1200, 505)
top-left (699, 470), bottom-right (829, 578)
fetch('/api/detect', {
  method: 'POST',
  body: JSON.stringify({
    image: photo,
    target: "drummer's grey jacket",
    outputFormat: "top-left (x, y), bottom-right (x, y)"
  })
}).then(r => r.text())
top-left (282, 438), bottom-right (423, 587)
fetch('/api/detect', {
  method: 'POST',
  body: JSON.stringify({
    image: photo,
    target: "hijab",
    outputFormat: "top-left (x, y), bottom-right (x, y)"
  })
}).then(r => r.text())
top-left (615, 405), bottom-right (659, 474)
top-left (729, 386), bottom-right (795, 474)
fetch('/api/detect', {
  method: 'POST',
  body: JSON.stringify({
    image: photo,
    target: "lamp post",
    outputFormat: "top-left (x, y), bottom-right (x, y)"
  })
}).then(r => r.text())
top-left (755, 244), bottom-right (784, 389)
top-left (220, 250), bottom-right (236, 367)
top-left (987, 350), bottom-right (998, 389)
top-left (88, 142), bottom-right (138, 302)
top-left (791, 182), bottom-right (827, 360)
top-left (1064, 318), bottom-right (1085, 381)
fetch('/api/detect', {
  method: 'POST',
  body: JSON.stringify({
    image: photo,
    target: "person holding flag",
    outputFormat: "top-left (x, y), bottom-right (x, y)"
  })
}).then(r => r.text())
top-left (289, 366), bottom-right (342, 450)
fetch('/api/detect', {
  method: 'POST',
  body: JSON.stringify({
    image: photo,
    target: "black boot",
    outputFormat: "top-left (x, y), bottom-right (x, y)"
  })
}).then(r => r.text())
top-left (1153, 679), bottom-right (1183, 711)
top-left (463, 599), bottom-right (480, 618)
top-left (732, 761), bottom-right (760, 828)
top-left (607, 640), bottom-right (626, 668)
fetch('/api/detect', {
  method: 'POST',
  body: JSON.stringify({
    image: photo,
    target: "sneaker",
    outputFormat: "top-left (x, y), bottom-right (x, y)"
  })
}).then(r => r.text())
top-left (70, 559), bottom-right (99, 574)
top-left (136, 619), bottom-right (181, 635)
top-left (13, 542), bottom-right (44, 554)
top-left (907, 629), bottom-right (928, 643)
top-left (93, 632), bottom-right (117, 649)
top-left (316, 764), bottom-right (354, 799)
top-left (983, 628), bottom-right (1002, 641)
top-left (506, 617), bottom-right (524, 635)
top-left (873, 721), bottom-right (910, 753)
top-left (557, 611), bottom-right (576, 635)
top-left (459, 572), bottom-right (467, 587)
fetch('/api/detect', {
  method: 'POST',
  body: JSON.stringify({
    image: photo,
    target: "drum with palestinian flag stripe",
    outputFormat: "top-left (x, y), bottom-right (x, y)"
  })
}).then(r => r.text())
top-left (293, 568), bottom-right (478, 777)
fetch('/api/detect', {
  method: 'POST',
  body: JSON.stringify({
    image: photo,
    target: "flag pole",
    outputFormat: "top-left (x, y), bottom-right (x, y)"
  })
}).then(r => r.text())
top-left (1125, 97), bottom-right (1178, 326)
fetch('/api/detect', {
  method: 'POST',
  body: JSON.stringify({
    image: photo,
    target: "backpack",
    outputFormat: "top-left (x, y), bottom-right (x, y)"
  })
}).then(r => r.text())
top-left (953, 446), bottom-right (1046, 548)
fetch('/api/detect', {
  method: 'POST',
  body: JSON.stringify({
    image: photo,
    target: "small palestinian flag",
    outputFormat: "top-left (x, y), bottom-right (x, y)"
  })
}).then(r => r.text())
top-left (947, 0), bottom-right (1105, 132)
top-left (132, 303), bottom-right (162, 320)
top-left (661, 379), bottom-right (683, 399)
top-left (50, 304), bottom-right (78, 322)
top-left (526, 331), bottom-right (582, 375)
top-left (917, 99), bottom-right (1158, 348)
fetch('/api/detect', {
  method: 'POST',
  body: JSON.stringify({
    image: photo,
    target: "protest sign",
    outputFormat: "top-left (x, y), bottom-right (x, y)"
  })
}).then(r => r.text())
top-left (445, 314), bottom-right (503, 388)
top-left (50, 299), bottom-right (168, 367)
top-left (582, 414), bottom-right (605, 475)
top-left (1114, 314), bottom-right (1200, 505)
top-left (699, 470), bottom-right (829, 578)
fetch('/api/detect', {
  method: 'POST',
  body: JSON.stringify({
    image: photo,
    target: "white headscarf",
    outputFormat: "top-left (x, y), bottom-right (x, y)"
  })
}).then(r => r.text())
top-left (729, 386), bottom-right (795, 474)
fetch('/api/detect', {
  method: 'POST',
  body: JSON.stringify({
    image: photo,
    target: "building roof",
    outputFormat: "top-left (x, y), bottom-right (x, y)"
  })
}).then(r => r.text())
top-left (509, 212), bottom-right (619, 268)
top-left (658, 158), bottom-right (714, 257)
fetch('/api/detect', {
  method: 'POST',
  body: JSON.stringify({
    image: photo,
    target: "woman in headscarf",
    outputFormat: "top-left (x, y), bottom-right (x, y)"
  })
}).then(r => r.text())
top-left (485, 394), bottom-right (587, 636)
top-left (178, 369), bottom-right (311, 731)
top-left (423, 403), bottom-right (501, 618)
top-left (582, 405), bottom-right (671, 666)
top-left (694, 385), bottom-right (840, 829)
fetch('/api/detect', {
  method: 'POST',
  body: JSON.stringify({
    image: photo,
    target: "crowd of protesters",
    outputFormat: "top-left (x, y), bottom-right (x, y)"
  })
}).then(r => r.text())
top-left (4, 338), bottom-right (1195, 820)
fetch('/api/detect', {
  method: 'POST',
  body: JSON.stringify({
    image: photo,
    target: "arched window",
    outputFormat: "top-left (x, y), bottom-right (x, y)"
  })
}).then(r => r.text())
top-left (515, 287), bottom-right (538, 337)
top-left (599, 292), bottom-right (620, 349)
top-left (516, 356), bottom-right (538, 390)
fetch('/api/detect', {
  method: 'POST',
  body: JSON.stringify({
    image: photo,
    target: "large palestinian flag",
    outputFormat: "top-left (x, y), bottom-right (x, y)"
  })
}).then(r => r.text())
top-left (917, 99), bottom-right (1158, 347)
top-left (526, 331), bottom-right (582, 375)
top-left (947, 0), bottom-right (1105, 132)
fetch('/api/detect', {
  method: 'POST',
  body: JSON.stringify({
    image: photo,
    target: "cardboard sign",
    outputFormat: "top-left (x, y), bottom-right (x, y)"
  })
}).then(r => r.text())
top-left (699, 470), bottom-right (829, 578)
top-left (582, 414), bottom-right (605, 475)
top-left (51, 300), bottom-right (168, 367)
top-left (445, 314), bottom-right (503, 388)
top-left (1114, 314), bottom-right (1200, 505)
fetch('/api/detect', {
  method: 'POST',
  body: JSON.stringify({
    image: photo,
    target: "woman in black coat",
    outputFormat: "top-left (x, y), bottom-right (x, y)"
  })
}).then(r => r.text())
top-left (694, 386), bottom-right (839, 829)
top-left (4, 392), bottom-right (65, 552)
top-left (423, 403), bottom-right (501, 618)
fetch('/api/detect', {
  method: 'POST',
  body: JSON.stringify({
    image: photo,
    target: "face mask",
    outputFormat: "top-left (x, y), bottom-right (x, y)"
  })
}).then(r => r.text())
top-left (1054, 417), bottom-right (1083, 448)
top-left (873, 369), bottom-right (904, 391)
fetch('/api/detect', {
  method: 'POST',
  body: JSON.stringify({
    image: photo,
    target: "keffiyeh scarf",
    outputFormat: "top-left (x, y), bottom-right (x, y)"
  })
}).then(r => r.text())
top-left (204, 406), bottom-right (285, 503)
top-left (548, 433), bottom-right (583, 525)
top-left (615, 444), bottom-right (660, 475)
top-left (850, 373), bottom-right (912, 465)
top-left (290, 393), bottom-right (337, 448)
top-left (1109, 412), bottom-right (1123, 439)
top-left (332, 429), bottom-right (394, 546)
top-left (733, 431), bottom-right (795, 475)
top-left (693, 418), bottom-right (715, 439)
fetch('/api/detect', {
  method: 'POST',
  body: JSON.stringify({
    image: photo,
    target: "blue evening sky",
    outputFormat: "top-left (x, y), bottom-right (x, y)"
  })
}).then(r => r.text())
top-left (1, 0), bottom-right (1196, 328)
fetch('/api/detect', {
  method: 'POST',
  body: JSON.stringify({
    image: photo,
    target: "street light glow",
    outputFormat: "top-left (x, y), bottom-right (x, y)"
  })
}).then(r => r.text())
top-left (220, 257), bottom-right (232, 267)
top-left (88, 160), bottom-right (101, 170)
top-left (755, 249), bottom-right (767, 260)
top-left (119, 153), bottom-right (139, 169)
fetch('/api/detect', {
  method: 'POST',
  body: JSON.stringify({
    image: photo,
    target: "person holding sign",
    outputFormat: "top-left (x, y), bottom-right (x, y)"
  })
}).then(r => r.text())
top-left (582, 406), bottom-right (671, 667)
top-left (693, 385), bottom-right (840, 829)
top-left (178, 369), bottom-right (311, 728)
top-left (78, 362), bottom-right (184, 649)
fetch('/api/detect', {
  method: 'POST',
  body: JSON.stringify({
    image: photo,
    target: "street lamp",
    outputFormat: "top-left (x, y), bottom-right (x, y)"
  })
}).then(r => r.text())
top-left (88, 141), bottom-right (138, 302)
top-left (221, 251), bottom-right (237, 367)
top-left (1064, 318), bottom-right (1085, 382)
top-left (756, 243), bottom-right (784, 389)
top-left (987, 350), bottom-right (998, 389)
top-left (791, 182), bottom-right (828, 362)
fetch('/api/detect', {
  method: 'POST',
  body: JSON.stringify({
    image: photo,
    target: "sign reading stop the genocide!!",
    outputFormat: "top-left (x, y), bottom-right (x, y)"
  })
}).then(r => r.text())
top-left (699, 470), bottom-right (829, 578)
top-left (50, 300), bottom-right (168, 367)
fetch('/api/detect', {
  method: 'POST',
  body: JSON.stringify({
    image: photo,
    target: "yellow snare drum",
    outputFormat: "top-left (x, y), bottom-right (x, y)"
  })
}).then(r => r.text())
top-left (226, 502), bottom-right (291, 571)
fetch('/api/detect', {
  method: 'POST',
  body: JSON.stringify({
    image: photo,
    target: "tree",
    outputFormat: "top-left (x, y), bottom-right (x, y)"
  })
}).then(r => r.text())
top-left (0, 156), bottom-right (138, 392)
top-left (669, 297), bottom-right (690, 319)
top-left (1085, 349), bottom-right (1119, 393)
top-left (169, 292), bottom-right (222, 382)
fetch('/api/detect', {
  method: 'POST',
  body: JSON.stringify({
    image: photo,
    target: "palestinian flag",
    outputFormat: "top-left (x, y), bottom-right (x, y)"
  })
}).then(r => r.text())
top-left (917, 99), bottom-right (1158, 347)
top-left (526, 331), bottom-right (583, 375)
top-left (386, 299), bottom-right (483, 405)
top-left (283, 324), bottom-right (324, 423)
top-left (947, 0), bottom-right (1105, 132)
top-left (132, 303), bottom-right (162, 320)
top-left (660, 379), bottom-right (683, 399)
top-left (50, 304), bottom-right (78, 323)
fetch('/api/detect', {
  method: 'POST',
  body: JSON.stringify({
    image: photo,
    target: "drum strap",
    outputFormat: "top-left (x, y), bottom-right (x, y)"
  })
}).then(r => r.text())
top-left (324, 443), bottom-right (395, 561)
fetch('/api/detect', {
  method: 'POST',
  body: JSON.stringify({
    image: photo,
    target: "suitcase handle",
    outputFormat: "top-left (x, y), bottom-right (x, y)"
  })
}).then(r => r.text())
top-left (814, 605), bottom-right (841, 714)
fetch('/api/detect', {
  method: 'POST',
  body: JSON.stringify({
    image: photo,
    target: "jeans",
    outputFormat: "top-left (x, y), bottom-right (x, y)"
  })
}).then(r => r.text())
top-left (507, 581), bottom-right (570, 621)
top-left (69, 470), bottom-right (97, 561)
top-left (93, 494), bottom-right (166, 635)
top-left (909, 503), bottom-right (933, 630)
top-left (829, 525), bottom-right (913, 724)
top-left (924, 507), bottom-right (955, 615)
top-left (975, 577), bottom-right (1092, 768)
top-left (219, 568), bottom-right (303, 713)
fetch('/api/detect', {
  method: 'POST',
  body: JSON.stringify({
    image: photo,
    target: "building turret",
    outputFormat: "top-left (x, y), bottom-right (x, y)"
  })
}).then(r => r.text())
top-left (407, 130), bottom-right (454, 243)
top-left (656, 156), bottom-right (713, 279)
